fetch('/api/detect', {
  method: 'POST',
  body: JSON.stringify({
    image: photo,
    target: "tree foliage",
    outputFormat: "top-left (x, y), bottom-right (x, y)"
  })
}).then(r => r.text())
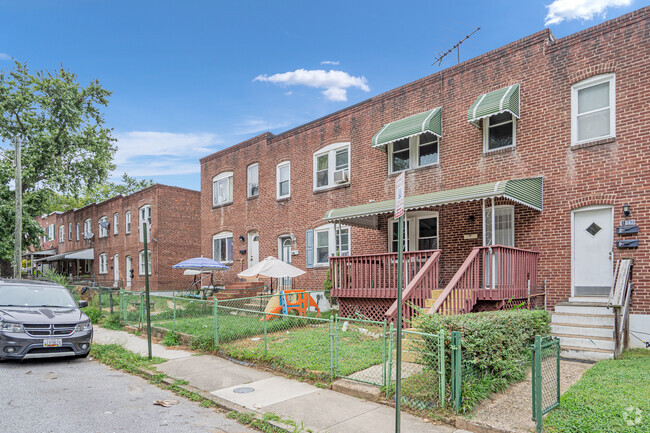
top-left (0, 62), bottom-right (116, 267)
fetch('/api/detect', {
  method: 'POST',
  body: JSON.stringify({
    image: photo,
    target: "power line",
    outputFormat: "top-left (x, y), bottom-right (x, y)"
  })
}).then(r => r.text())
top-left (433, 27), bottom-right (481, 66)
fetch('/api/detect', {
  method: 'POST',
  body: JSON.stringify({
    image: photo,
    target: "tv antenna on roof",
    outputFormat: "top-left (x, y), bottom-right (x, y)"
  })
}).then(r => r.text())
top-left (433, 27), bottom-right (481, 66)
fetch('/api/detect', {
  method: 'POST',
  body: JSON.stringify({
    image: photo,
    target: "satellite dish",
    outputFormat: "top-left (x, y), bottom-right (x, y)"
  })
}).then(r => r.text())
top-left (99, 220), bottom-right (110, 229)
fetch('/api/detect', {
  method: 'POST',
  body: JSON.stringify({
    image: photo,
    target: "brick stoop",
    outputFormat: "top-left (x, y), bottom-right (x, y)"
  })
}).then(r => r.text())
top-left (214, 280), bottom-right (266, 300)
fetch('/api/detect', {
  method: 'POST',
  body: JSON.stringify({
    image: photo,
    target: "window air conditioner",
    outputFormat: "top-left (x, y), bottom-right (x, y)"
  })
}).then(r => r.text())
top-left (333, 169), bottom-right (349, 184)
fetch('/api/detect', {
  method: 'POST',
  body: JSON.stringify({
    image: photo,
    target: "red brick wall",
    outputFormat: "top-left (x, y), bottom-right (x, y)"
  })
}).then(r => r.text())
top-left (34, 185), bottom-right (201, 291)
top-left (191, 7), bottom-right (647, 315)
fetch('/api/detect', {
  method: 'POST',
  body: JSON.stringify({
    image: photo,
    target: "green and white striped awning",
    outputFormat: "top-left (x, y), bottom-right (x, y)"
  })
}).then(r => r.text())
top-left (371, 107), bottom-right (442, 150)
top-left (324, 177), bottom-right (543, 228)
top-left (467, 84), bottom-right (520, 127)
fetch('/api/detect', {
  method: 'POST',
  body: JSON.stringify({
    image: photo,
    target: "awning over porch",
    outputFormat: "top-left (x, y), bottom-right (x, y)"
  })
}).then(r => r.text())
top-left (323, 177), bottom-right (543, 228)
top-left (35, 248), bottom-right (94, 262)
top-left (371, 107), bottom-right (442, 150)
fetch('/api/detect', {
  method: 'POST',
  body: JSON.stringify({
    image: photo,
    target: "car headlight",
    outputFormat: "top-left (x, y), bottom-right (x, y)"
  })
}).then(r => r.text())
top-left (75, 321), bottom-right (93, 332)
top-left (0, 322), bottom-right (24, 333)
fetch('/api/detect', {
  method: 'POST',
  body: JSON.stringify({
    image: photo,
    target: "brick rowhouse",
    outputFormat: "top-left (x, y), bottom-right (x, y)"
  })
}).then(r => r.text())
top-left (34, 184), bottom-right (200, 291)
top-left (199, 6), bottom-right (650, 340)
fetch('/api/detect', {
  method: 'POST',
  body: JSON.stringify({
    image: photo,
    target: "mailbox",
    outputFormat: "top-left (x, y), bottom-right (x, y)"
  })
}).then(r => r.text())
top-left (616, 239), bottom-right (638, 248)
top-left (616, 225), bottom-right (638, 235)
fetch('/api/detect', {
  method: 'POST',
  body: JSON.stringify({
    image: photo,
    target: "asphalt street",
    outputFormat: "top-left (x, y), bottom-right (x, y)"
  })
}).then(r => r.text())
top-left (0, 356), bottom-right (256, 433)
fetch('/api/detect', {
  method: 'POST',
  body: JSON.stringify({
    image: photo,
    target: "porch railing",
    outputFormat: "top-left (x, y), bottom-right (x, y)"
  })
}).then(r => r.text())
top-left (608, 258), bottom-right (633, 358)
top-left (330, 250), bottom-right (437, 299)
top-left (430, 245), bottom-right (539, 315)
top-left (384, 250), bottom-right (441, 325)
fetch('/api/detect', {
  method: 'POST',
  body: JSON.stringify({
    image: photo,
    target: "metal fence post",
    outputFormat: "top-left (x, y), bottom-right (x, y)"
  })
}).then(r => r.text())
top-left (98, 288), bottom-right (102, 312)
top-left (213, 298), bottom-right (219, 349)
top-left (139, 291), bottom-right (144, 328)
top-left (263, 310), bottom-right (268, 357)
top-left (556, 339), bottom-right (561, 407)
top-left (451, 331), bottom-right (461, 412)
top-left (387, 322), bottom-right (394, 398)
top-left (533, 335), bottom-right (543, 433)
top-left (382, 321), bottom-right (387, 388)
top-left (119, 289), bottom-right (124, 322)
top-left (438, 329), bottom-right (446, 406)
top-left (329, 315), bottom-right (335, 381)
top-left (109, 289), bottom-right (114, 315)
top-left (172, 295), bottom-right (177, 333)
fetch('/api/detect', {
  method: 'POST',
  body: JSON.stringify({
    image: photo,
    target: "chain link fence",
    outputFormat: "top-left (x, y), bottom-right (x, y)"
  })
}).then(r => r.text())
top-left (532, 336), bottom-right (560, 433)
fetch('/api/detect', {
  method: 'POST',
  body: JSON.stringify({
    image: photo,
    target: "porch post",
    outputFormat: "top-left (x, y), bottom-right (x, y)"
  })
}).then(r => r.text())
top-left (337, 221), bottom-right (342, 255)
top-left (491, 197), bottom-right (496, 288)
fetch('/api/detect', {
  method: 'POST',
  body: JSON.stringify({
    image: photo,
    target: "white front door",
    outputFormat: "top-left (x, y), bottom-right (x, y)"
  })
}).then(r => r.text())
top-left (113, 254), bottom-right (119, 284)
top-left (125, 256), bottom-right (132, 288)
top-left (279, 235), bottom-right (292, 290)
top-left (572, 206), bottom-right (614, 297)
top-left (248, 232), bottom-right (260, 268)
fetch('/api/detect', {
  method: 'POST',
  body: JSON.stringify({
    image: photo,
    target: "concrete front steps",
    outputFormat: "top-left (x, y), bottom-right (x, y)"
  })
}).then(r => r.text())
top-left (551, 300), bottom-right (615, 361)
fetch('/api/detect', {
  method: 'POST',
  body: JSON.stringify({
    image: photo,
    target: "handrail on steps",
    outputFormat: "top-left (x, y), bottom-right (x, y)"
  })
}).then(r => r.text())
top-left (428, 247), bottom-right (481, 315)
top-left (384, 250), bottom-right (441, 323)
top-left (608, 258), bottom-right (634, 358)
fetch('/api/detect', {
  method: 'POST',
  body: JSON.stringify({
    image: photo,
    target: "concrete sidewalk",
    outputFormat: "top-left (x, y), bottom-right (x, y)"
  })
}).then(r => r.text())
top-left (94, 328), bottom-right (466, 433)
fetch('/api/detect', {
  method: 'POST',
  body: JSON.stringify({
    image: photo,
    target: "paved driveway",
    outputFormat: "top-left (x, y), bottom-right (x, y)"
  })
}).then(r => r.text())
top-left (0, 356), bottom-right (255, 433)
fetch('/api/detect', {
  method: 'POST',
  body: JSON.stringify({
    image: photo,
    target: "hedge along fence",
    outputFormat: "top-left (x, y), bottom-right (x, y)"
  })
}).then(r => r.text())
top-left (416, 309), bottom-right (551, 412)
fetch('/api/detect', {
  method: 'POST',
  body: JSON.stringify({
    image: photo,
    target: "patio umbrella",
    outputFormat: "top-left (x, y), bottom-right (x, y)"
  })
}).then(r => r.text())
top-left (172, 256), bottom-right (229, 271)
top-left (237, 256), bottom-right (305, 279)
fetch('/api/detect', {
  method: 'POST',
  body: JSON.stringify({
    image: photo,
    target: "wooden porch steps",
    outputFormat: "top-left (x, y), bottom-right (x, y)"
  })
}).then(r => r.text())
top-left (424, 290), bottom-right (444, 308)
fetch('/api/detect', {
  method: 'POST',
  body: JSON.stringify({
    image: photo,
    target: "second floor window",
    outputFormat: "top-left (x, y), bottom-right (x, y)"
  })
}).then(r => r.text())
top-left (83, 219), bottom-right (92, 238)
top-left (213, 172), bottom-right (233, 206)
top-left (125, 211), bottom-right (131, 234)
top-left (139, 205), bottom-right (151, 242)
top-left (68, 223), bottom-right (72, 241)
top-left (98, 216), bottom-right (109, 238)
top-left (48, 224), bottom-right (55, 241)
top-left (389, 132), bottom-right (438, 173)
top-left (314, 143), bottom-right (350, 190)
top-left (276, 161), bottom-right (290, 199)
top-left (113, 213), bottom-right (119, 235)
top-left (76, 223), bottom-right (79, 241)
top-left (572, 74), bottom-right (616, 145)
top-left (59, 226), bottom-right (64, 243)
top-left (247, 163), bottom-right (259, 198)
top-left (483, 112), bottom-right (515, 151)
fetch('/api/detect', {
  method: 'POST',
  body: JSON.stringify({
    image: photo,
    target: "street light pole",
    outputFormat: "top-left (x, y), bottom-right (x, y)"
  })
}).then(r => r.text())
top-left (14, 136), bottom-right (22, 279)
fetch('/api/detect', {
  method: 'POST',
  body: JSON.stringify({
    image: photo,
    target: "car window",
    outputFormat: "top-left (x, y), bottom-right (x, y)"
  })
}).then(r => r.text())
top-left (0, 285), bottom-right (76, 308)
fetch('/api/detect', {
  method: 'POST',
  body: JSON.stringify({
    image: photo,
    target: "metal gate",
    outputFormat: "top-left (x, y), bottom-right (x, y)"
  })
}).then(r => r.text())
top-left (531, 335), bottom-right (560, 433)
top-left (334, 316), bottom-right (388, 387)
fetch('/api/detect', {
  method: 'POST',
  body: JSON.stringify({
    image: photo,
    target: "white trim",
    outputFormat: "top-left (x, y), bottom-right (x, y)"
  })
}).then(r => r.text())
top-left (138, 249), bottom-right (152, 276)
top-left (372, 123), bottom-right (391, 147)
top-left (212, 231), bottom-right (234, 264)
top-left (276, 161), bottom-right (291, 199)
top-left (98, 216), bottom-right (109, 238)
top-left (247, 163), bottom-right (259, 198)
top-left (571, 73), bottom-right (616, 146)
top-left (313, 223), bottom-right (350, 267)
top-left (125, 211), bottom-right (131, 234)
top-left (98, 253), bottom-right (108, 274)
top-left (472, 93), bottom-right (487, 120)
top-left (570, 205), bottom-right (614, 297)
top-left (139, 205), bottom-right (152, 242)
top-left (388, 133), bottom-right (439, 174)
top-left (314, 143), bottom-right (350, 191)
top-left (113, 212), bottom-right (119, 235)
top-left (482, 113), bottom-right (516, 153)
top-left (212, 171), bottom-right (234, 206)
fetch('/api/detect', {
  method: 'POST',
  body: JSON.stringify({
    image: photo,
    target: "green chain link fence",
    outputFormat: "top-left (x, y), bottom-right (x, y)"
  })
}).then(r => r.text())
top-left (531, 335), bottom-right (561, 433)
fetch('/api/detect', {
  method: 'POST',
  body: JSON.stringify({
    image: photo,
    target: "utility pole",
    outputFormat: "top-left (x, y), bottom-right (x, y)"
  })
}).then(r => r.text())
top-left (14, 136), bottom-right (22, 279)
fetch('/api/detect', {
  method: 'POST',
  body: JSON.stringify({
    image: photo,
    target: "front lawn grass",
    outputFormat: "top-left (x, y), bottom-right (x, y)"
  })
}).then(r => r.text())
top-left (545, 349), bottom-right (650, 432)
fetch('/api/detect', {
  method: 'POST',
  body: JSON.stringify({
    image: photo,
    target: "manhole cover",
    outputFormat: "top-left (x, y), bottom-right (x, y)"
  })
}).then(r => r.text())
top-left (233, 387), bottom-right (255, 394)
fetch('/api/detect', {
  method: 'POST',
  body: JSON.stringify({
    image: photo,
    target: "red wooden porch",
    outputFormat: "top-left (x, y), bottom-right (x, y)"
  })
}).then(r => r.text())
top-left (330, 245), bottom-right (540, 323)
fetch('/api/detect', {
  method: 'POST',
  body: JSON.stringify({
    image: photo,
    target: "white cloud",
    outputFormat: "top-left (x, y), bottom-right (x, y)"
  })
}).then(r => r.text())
top-left (320, 60), bottom-right (340, 65)
top-left (545, 0), bottom-right (632, 26)
top-left (254, 68), bottom-right (370, 102)
top-left (113, 131), bottom-right (222, 176)
top-left (0, 53), bottom-right (12, 61)
top-left (234, 119), bottom-right (290, 135)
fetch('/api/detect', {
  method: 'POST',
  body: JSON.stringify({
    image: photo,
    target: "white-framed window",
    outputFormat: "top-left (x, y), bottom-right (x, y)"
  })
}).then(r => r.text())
top-left (247, 163), bottom-right (259, 198)
top-left (76, 223), bottom-right (80, 241)
top-left (571, 74), bottom-right (616, 145)
top-left (98, 216), bottom-right (109, 238)
top-left (212, 231), bottom-right (233, 263)
top-left (313, 143), bottom-right (350, 190)
top-left (139, 205), bottom-right (151, 242)
top-left (59, 225), bottom-right (64, 243)
top-left (212, 171), bottom-right (234, 206)
top-left (483, 205), bottom-right (515, 247)
top-left (48, 224), bottom-right (55, 241)
top-left (276, 161), bottom-right (290, 199)
top-left (388, 132), bottom-right (438, 174)
top-left (68, 223), bottom-right (72, 241)
top-left (138, 250), bottom-right (152, 275)
top-left (483, 112), bottom-right (516, 152)
top-left (84, 219), bottom-right (92, 238)
top-left (313, 224), bottom-right (350, 266)
top-left (389, 212), bottom-right (439, 252)
top-left (98, 253), bottom-right (108, 274)
top-left (113, 213), bottom-right (119, 235)
top-left (125, 211), bottom-right (131, 234)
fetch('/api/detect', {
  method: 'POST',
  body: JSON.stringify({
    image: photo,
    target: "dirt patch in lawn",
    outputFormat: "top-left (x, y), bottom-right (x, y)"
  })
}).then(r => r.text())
top-left (466, 360), bottom-right (593, 433)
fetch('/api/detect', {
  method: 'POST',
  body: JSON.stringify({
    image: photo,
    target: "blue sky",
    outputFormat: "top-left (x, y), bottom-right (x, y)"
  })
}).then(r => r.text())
top-left (0, 0), bottom-right (644, 190)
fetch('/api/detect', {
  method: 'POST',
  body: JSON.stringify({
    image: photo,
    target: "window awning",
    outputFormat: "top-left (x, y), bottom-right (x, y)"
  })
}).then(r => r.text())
top-left (323, 177), bottom-right (543, 228)
top-left (467, 84), bottom-right (520, 127)
top-left (371, 107), bottom-right (442, 150)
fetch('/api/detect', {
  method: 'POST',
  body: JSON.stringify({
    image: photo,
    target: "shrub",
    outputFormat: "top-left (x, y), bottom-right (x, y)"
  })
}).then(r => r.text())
top-left (84, 306), bottom-right (104, 324)
top-left (102, 313), bottom-right (123, 330)
top-left (417, 309), bottom-right (550, 411)
top-left (162, 331), bottom-right (181, 347)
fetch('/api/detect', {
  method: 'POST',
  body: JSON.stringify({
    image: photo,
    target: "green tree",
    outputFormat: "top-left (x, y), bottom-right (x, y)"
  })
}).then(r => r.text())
top-left (0, 62), bottom-right (116, 273)
top-left (44, 173), bottom-right (154, 213)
